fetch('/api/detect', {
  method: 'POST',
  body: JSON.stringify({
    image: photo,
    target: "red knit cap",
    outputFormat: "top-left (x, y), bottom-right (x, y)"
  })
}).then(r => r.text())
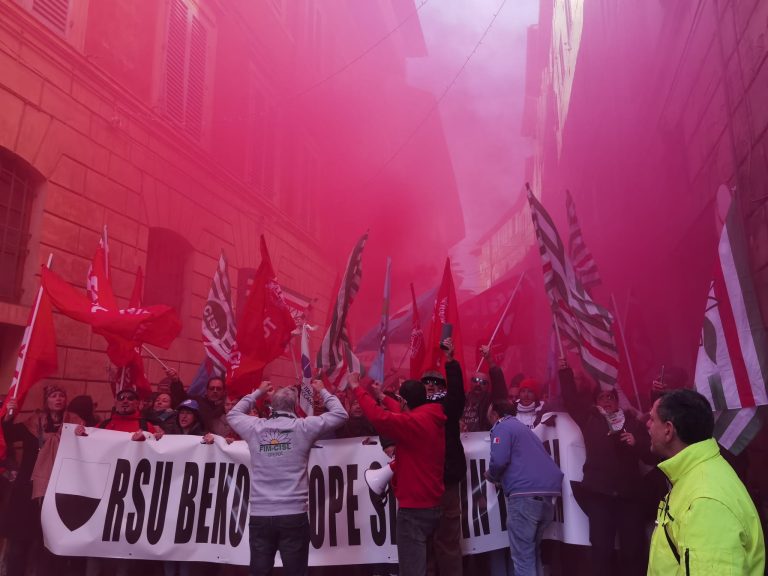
top-left (518, 378), bottom-right (541, 398)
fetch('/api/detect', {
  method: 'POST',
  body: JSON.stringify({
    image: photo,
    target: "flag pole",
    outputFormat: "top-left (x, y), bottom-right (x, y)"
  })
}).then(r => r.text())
top-left (475, 272), bottom-right (526, 373)
top-left (395, 346), bottom-right (410, 373)
top-left (10, 254), bottom-right (54, 414)
top-left (289, 338), bottom-right (301, 383)
top-left (102, 225), bottom-right (109, 280)
top-left (397, 282), bottom-right (420, 374)
top-left (611, 293), bottom-right (641, 410)
top-left (552, 315), bottom-right (565, 360)
top-left (141, 344), bottom-right (172, 372)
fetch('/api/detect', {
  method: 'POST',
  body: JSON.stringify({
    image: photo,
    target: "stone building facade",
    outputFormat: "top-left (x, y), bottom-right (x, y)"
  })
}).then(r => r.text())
top-left (0, 0), bottom-right (461, 412)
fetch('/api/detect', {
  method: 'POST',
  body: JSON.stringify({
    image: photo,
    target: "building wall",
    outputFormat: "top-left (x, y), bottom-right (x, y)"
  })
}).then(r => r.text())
top-left (473, 0), bottom-right (768, 391)
top-left (0, 0), bottom-right (463, 414)
top-left (0, 0), bottom-right (334, 412)
top-left (538, 0), bottom-right (768, 384)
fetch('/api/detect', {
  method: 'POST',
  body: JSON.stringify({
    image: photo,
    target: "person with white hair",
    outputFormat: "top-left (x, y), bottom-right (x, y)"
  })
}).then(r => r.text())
top-left (227, 379), bottom-right (348, 576)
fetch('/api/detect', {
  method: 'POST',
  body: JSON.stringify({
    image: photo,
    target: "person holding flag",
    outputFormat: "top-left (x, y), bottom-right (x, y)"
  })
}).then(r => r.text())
top-left (2, 385), bottom-right (82, 576)
top-left (349, 372), bottom-right (446, 576)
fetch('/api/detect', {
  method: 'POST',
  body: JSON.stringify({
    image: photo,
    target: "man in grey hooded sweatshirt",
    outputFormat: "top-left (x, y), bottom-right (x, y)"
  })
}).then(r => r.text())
top-left (227, 379), bottom-right (348, 576)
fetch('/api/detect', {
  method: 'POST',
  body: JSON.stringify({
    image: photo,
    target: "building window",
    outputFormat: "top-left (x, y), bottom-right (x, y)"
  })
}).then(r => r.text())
top-left (164, 0), bottom-right (210, 140)
top-left (0, 149), bottom-right (37, 303)
top-left (18, 0), bottom-right (70, 35)
top-left (143, 228), bottom-right (191, 313)
top-left (245, 74), bottom-right (278, 200)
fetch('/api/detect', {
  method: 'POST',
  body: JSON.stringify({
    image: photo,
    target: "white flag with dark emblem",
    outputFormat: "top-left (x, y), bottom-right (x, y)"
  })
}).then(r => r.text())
top-left (202, 252), bottom-right (237, 376)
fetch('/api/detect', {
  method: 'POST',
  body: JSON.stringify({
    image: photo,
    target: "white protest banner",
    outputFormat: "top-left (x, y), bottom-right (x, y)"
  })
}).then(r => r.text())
top-left (42, 415), bottom-right (589, 565)
top-left (458, 411), bottom-right (589, 553)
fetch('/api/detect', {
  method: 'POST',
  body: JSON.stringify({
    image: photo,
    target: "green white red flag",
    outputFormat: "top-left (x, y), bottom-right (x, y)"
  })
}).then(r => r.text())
top-left (694, 197), bottom-right (768, 454)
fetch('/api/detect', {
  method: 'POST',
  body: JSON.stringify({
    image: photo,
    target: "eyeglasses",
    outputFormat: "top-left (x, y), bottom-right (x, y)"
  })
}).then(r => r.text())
top-left (471, 377), bottom-right (489, 385)
top-left (422, 378), bottom-right (444, 386)
top-left (208, 386), bottom-right (224, 392)
top-left (116, 395), bottom-right (137, 402)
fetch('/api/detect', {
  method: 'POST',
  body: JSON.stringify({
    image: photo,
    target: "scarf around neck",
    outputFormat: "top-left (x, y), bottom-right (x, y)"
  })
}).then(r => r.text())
top-left (597, 406), bottom-right (626, 432)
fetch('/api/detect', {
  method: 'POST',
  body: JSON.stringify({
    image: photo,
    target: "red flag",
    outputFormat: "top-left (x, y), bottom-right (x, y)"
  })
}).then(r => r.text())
top-left (42, 268), bottom-right (181, 351)
top-left (129, 266), bottom-right (143, 309)
top-left (106, 267), bottom-right (148, 368)
top-left (228, 236), bottom-right (295, 396)
top-left (86, 236), bottom-right (118, 310)
top-left (421, 259), bottom-right (464, 381)
top-left (408, 282), bottom-right (425, 379)
top-left (0, 273), bottom-right (58, 460)
top-left (111, 346), bottom-right (151, 399)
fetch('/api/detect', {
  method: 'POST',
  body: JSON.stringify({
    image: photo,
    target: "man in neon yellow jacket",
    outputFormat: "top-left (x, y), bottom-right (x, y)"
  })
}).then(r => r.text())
top-left (647, 389), bottom-right (764, 575)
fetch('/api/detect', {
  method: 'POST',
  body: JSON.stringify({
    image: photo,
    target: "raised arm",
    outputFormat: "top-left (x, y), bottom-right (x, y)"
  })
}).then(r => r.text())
top-left (227, 381), bottom-right (270, 436)
top-left (559, 364), bottom-right (591, 427)
top-left (310, 379), bottom-right (349, 434)
top-left (443, 339), bottom-right (465, 421)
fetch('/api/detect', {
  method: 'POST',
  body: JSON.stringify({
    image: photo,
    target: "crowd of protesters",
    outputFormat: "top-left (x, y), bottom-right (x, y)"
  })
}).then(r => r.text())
top-left (1, 344), bottom-right (766, 575)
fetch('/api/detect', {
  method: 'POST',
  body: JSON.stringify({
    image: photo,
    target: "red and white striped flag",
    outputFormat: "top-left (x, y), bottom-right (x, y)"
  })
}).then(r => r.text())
top-left (695, 196), bottom-right (767, 454)
top-left (527, 186), bottom-right (620, 387)
top-left (566, 190), bottom-right (601, 290)
top-left (202, 252), bottom-right (237, 376)
top-left (317, 232), bottom-right (367, 390)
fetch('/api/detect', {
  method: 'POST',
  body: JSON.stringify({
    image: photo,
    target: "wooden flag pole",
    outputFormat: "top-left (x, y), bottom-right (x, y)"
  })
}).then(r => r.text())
top-left (552, 314), bottom-right (565, 360)
top-left (289, 339), bottom-right (301, 383)
top-left (141, 344), bottom-right (172, 372)
top-left (611, 293), bottom-right (641, 410)
top-left (475, 273), bottom-right (526, 373)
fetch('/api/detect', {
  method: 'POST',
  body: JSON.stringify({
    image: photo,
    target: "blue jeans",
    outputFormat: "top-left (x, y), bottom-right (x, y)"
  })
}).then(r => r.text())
top-left (249, 513), bottom-right (309, 576)
top-left (397, 506), bottom-right (442, 576)
top-left (505, 495), bottom-right (554, 576)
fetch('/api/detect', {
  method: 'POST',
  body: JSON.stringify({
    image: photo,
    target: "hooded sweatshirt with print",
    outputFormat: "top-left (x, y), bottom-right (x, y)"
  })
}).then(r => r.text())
top-left (227, 388), bottom-right (348, 516)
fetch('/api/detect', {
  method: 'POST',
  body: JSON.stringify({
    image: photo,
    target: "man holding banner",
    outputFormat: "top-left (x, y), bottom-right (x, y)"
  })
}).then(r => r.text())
top-left (486, 399), bottom-right (563, 576)
top-left (227, 378), bottom-right (348, 576)
top-left (349, 372), bottom-right (446, 576)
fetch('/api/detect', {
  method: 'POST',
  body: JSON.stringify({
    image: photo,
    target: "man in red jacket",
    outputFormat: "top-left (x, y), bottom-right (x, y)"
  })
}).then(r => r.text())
top-left (76, 389), bottom-right (163, 441)
top-left (349, 373), bottom-right (446, 576)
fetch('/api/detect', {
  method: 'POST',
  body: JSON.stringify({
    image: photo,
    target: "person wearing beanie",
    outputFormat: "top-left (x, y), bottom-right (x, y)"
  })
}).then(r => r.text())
top-left (162, 399), bottom-right (213, 576)
top-left (515, 378), bottom-right (544, 429)
top-left (171, 399), bottom-right (212, 440)
top-left (420, 337), bottom-right (465, 576)
top-left (559, 359), bottom-right (650, 575)
top-left (349, 373), bottom-right (446, 576)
